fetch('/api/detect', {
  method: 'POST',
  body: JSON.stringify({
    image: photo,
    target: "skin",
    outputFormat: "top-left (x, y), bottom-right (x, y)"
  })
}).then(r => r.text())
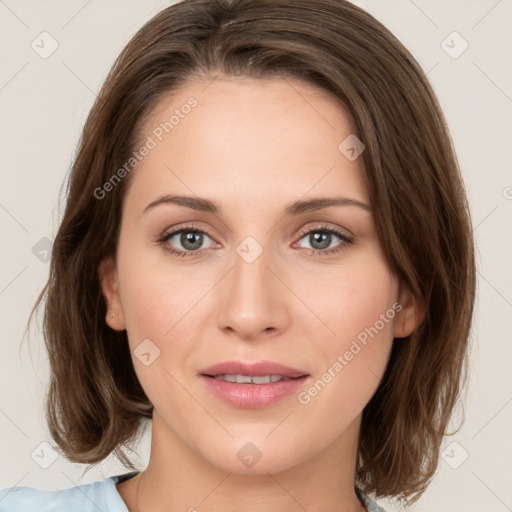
top-left (99, 76), bottom-right (421, 512)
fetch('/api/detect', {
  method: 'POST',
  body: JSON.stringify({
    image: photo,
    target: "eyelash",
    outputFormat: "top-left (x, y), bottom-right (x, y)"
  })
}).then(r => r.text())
top-left (157, 223), bottom-right (353, 258)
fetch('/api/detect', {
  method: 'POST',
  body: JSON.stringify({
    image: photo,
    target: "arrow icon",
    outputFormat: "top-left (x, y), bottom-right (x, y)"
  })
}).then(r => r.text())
top-left (31, 441), bottom-right (59, 468)
top-left (236, 236), bottom-right (263, 263)
top-left (237, 441), bottom-right (263, 468)
top-left (31, 31), bottom-right (59, 59)
top-left (441, 441), bottom-right (468, 469)
top-left (32, 236), bottom-right (53, 262)
top-left (338, 134), bottom-right (365, 161)
top-left (134, 339), bottom-right (161, 366)
top-left (440, 31), bottom-right (468, 59)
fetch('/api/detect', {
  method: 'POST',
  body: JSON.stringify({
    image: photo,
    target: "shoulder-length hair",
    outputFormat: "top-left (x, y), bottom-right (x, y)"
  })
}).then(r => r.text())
top-left (29, 0), bottom-right (475, 504)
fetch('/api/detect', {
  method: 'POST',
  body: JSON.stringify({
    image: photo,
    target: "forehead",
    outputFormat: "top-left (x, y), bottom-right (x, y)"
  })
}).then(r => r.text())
top-left (124, 76), bottom-right (368, 214)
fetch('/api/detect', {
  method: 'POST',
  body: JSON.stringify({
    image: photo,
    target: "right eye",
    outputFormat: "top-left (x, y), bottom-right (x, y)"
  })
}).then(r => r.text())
top-left (158, 226), bottom-right (217, 257)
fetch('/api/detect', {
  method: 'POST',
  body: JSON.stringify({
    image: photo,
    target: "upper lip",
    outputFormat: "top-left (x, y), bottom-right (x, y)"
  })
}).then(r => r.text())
top-left (200, 360), bottom-right (308, 378)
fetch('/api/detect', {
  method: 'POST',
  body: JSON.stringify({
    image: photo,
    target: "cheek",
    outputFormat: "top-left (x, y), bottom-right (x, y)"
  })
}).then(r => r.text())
top-left (114, 236), bottom-right (188, 378)
top-left (294, 251), bottom-right (398, 410)
top-left (296, 249), bottom-right (398, 344)
top-left (115, 260), bottom-right (210, 410)
top-left (116, 230), bottom-right (212, 342)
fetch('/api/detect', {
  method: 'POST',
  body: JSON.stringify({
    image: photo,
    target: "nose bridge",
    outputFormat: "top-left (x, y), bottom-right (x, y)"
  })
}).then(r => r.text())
top-left (230, 234), bottom-right (276, 309)
top-left (233, 235), bottom-right (271, 293)
top-left (216, 233), bottom-right (288, 338)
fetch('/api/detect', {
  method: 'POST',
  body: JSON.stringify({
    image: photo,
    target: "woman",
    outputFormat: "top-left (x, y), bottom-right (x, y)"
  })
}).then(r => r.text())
top-left (0, 0), bottom-right (475, 511)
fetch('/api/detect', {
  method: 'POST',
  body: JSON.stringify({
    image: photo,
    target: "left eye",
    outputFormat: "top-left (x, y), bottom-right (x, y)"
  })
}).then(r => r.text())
top-left (296, 228), bottom-right (350, 252)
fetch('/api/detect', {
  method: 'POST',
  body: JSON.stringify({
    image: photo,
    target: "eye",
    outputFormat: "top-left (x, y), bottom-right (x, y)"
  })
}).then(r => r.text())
top-left (157, 224), bottom-right (217, 257)
top-left (157, 223), bottom-right (353, 258)
top-left (294, 224), bottom-right (353, 256)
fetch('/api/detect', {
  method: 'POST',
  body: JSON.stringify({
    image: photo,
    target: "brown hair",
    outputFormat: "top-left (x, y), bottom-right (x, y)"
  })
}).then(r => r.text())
top-left (28, 0), bottom-right (475, 505)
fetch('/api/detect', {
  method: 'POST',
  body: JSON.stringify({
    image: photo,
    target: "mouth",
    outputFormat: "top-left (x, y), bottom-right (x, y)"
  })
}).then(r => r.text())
top-left (206, 374), bottom-right (296, 384)
top-left (200, 360), bottom-right (308, 379)
top-left (199, 360), bottom-right (309, 409)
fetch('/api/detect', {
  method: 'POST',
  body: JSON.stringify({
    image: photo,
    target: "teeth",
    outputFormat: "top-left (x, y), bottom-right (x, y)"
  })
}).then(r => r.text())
top-left (213, 374), bottom-right (290, 384)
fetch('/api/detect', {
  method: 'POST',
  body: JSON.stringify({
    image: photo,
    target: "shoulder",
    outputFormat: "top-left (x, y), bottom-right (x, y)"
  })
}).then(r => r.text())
top-left (356, 487), bottom-right (388, 512)
top-left (0, 472), bottom-right (137, 512)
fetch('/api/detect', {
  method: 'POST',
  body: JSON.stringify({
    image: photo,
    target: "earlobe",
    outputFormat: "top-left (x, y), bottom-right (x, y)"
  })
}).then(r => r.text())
top-left (98, 256), bottom-right (126, 331)
top-left (393, 282), bottom-right (425, 339)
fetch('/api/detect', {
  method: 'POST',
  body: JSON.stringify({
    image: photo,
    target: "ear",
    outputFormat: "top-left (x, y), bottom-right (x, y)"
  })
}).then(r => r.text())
top-left (393, 281), bottom-right (425, 339)
top-left (98, 256), bottom-right (126, 331)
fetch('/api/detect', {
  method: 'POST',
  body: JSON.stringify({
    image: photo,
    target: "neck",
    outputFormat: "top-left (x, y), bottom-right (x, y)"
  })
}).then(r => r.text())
top-left (127, 412), bottom-right (366, 512)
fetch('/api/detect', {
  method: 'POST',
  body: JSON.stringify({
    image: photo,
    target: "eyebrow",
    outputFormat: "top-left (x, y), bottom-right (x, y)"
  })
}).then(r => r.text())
top-left (143, 195), bottom-right (371, 215)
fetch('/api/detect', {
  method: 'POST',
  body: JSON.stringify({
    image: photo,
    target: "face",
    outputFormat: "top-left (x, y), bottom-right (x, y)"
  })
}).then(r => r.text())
top-left (100, 76), bottom-right (418, 475)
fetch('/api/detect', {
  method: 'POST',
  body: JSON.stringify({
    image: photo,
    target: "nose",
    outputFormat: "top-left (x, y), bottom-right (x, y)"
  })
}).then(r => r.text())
top-left (216, 240), bottom-right (290, 341)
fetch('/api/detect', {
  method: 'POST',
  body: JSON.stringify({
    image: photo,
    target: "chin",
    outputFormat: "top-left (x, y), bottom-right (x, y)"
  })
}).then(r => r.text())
top-left (202, 434), bottom-right (310, 476)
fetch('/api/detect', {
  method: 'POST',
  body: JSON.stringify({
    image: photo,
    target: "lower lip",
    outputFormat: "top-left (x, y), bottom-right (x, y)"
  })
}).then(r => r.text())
top-left (200, 375), bottom-right (309, 409)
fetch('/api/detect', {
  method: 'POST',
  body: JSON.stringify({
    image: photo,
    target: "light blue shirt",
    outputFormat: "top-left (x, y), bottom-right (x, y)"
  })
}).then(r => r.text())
top-left (0, 472), bottom-right (386, 511)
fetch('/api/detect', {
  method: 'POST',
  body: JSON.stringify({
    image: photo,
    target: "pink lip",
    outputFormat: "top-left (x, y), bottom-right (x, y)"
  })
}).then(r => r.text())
top-left (200, 360), bottom-right (308, 378)
top-left (199, 360), bottom-right (309, 409)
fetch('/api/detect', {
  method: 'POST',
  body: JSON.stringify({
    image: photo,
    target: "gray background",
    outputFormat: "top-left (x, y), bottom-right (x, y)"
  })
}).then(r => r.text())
top-left (1, 1), bottom-right (511, 511)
